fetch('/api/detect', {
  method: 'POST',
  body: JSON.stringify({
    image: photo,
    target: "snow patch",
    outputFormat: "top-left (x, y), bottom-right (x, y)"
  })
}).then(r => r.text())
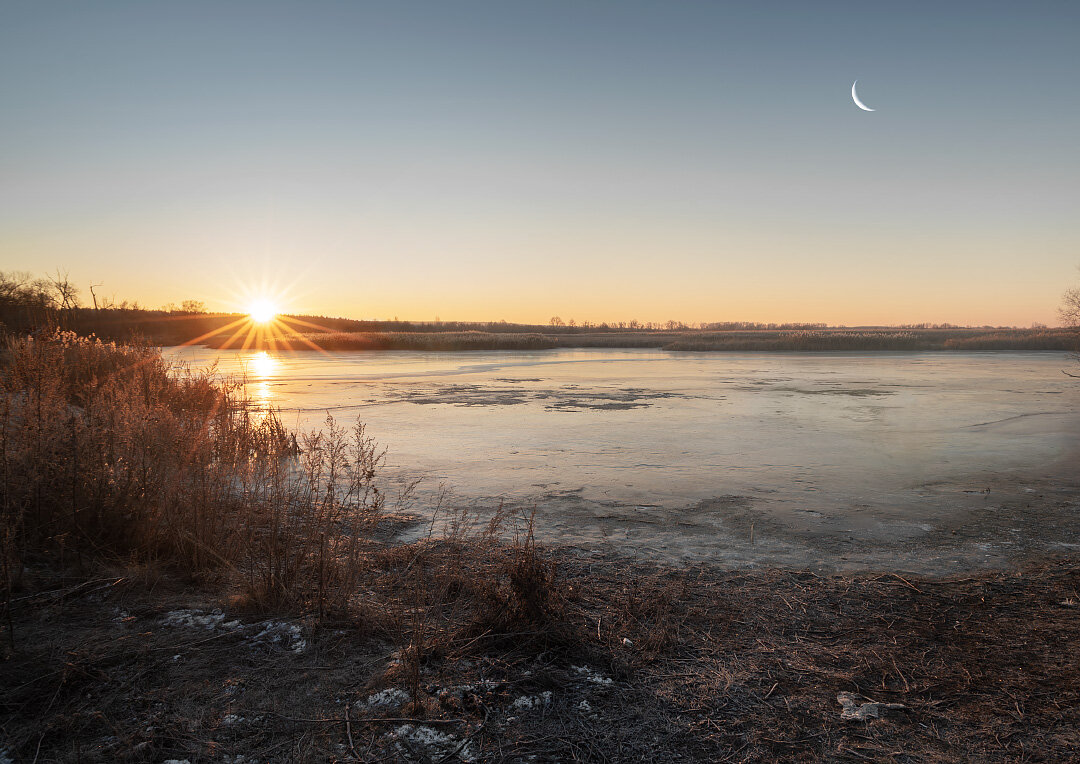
top-left (358, 688), bottom-right (410, 711)
top-left (571, 665), bottom-right (614, 686)
top-left (510, 691), bottom-right (552, 712)
top-left (161, 609), bottom-right (242, 631)
top-left (162, 609), bottom-right (227, 629)
top-left (837, 692), bottom-right (907, 721)
top-left (250, 621), bottom-right (307, 653)
top-left (389, 724), bottom-right (474, 761)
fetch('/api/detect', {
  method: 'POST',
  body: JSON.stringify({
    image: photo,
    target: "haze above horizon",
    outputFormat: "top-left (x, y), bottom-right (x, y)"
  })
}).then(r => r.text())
top-left (2, 1), bottom-right (1078, 326)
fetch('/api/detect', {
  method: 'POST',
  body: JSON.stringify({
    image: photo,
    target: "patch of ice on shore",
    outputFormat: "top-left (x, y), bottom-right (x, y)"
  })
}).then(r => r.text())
top-left (358, 688), bottom-right (410, 711)
top-left (389, 724), bottom-right (474, 762)
top-left (250, 621), bottom-right (307, 653)
top-left (510, 691), bottom-right (552, 712)
top-left (571, 665), bottom-right (614, 686)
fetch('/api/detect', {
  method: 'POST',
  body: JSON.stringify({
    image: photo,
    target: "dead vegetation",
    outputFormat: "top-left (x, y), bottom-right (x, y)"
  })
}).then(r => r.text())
top-left (2, 553), bottom-right (1079, 762)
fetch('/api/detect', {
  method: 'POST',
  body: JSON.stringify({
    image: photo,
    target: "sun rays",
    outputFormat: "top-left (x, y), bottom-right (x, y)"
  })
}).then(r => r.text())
top-left (195, 311), bottom-right (334, 353)
top-left (174, 291), bottom-right (337, 354)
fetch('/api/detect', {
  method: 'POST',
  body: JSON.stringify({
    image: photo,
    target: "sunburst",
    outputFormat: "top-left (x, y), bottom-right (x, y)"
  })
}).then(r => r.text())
top-left (172, 284), bottom-right (334, 353)
top-left (247, 299), bottom-right (278, 324)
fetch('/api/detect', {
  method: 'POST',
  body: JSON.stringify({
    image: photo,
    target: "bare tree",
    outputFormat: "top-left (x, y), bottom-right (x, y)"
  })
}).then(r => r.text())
top-left (180, 299), bottom-right (206, 313)
top-left (1061, 287), bottom-right (1080, 327)
top-left (1061, 282), bottom-right (1080, 378)
top-left (89, 282), bottom-right (103, 311)
top-left (0, 271), bottom-right (54, 309)
top-left (47, 269), bottom-right (80, 310)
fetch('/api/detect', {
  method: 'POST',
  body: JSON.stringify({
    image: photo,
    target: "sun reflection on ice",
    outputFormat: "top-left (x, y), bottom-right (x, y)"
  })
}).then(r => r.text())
top-left (250, 350), bottom-right (278, 379)
top-left (246, 350), bottom-right (279, 408)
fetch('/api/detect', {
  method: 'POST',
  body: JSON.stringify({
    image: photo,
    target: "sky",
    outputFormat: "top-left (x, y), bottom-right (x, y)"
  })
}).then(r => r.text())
top-left (1, 1), bottom-right (1078, 325)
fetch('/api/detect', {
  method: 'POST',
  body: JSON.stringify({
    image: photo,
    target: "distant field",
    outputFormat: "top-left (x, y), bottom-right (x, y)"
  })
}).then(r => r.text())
top-left (198, 327), bottom-right (1080, 352)
top-left (4, 306), bottom-right (1078, 351)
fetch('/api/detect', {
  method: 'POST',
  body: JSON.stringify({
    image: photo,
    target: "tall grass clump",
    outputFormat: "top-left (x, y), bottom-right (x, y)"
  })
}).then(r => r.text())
top-left (0, 330), bottom-right (385, 619)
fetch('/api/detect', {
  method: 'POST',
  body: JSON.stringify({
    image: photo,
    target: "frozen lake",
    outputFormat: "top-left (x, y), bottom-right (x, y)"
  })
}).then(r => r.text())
top-left (168, 347), bottom-right (1080, 572)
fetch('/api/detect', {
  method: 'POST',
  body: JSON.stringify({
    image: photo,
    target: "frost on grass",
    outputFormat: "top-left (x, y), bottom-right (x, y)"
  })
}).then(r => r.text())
top-left (510, 691), bottom-right (553, 713)
top-left (389, 724), bottom-right (474, 762)
top-left (250, 621), bottom-right (307, 653)
top-left (358, 687), bottom-right (410, 711)
top-left (571, 665), bottom-right (614, 686)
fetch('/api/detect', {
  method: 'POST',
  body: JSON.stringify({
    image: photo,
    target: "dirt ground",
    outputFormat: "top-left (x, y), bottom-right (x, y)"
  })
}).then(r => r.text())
top-left (3, 546), bottom-right (1080, 763)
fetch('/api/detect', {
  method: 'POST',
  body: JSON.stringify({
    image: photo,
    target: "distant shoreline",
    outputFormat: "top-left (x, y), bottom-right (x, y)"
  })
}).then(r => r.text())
top-left (197, 328), bottom-right (1080, 353)
top-left (4, 305), bottom-right (1078, 352)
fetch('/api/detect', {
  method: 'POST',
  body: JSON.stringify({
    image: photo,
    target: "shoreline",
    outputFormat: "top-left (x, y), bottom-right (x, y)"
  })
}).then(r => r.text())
top-left (389, 464), bottom-right (1080, 578)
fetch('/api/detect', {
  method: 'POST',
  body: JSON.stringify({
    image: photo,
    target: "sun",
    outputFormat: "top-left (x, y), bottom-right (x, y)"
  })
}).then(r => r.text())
top-left (247, 299), bottom-right (278, 324)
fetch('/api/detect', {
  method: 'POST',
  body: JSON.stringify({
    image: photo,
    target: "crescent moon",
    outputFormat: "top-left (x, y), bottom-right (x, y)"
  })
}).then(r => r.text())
top-left (851, 80), bottom-right (875, 112)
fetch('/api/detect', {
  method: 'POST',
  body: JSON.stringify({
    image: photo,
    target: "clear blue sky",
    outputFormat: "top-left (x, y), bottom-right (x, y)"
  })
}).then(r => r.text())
top-left (2, 1), bottom-right (1078, 324)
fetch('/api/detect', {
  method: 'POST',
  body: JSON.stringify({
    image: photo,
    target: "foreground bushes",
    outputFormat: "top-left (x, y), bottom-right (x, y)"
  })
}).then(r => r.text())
top-left (0, 330), bottom-right (384, 614)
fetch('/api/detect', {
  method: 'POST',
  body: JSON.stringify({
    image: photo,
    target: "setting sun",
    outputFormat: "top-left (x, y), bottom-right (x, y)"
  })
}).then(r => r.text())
top-left (247, 299), bottom-right (278, 324)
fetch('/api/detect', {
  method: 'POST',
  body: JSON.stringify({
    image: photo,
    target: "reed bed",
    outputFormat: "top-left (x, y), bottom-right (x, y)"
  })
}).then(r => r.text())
top-left (0, 329), bottom-right (396, 619)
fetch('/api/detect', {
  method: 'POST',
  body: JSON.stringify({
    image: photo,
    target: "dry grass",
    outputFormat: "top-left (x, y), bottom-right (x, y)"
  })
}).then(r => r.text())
top-left (0, 330), bottom-right (392, 622)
